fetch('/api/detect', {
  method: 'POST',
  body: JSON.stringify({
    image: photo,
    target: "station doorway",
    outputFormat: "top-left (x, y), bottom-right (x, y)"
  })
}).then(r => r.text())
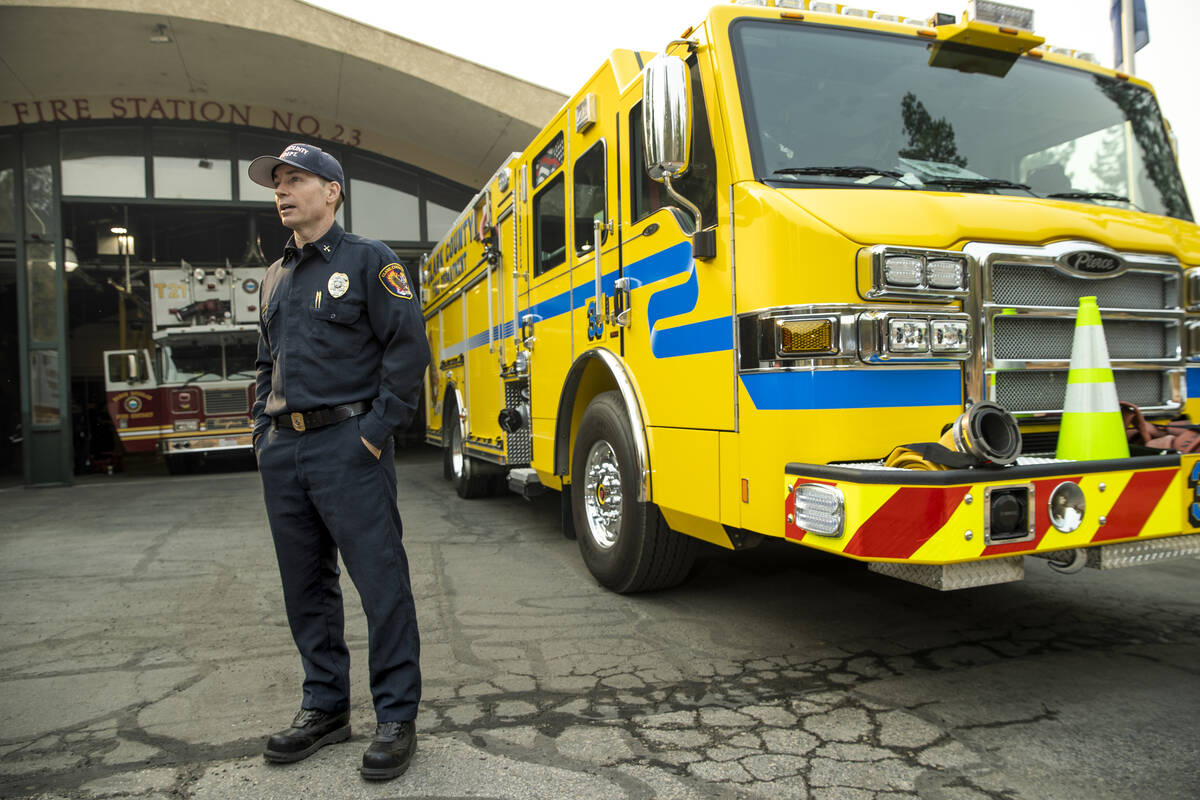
top-left (63, 202), bottom-right (289, 476)
top-left (59, 201), bottom-right (429, 477)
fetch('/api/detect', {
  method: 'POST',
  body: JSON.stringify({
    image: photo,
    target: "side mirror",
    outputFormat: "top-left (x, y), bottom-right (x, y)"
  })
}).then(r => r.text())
top-left (642, 54), bottom-right (692, 182)
top-left (642, 53), bottom-right (703, 235)
top-left (126, 353), bottom-right (143, 383)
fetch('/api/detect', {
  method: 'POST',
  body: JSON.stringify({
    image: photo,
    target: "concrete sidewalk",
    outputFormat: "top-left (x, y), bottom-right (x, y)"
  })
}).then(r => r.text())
top-left (2, 445), bottom-right (1199, 800)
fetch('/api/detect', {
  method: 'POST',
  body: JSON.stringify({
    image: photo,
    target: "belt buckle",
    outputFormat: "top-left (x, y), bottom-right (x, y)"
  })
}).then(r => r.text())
top-left (290, 412), bottom-right (306, 432)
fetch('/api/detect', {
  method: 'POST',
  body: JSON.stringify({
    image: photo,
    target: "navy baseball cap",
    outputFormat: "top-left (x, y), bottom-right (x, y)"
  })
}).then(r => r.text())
top-left (248, 143), bottom-right (346, 194)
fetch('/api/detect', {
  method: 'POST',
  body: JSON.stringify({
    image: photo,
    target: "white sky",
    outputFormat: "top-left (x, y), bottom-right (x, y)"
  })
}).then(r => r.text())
top-left (307, 0), bottom-right (1198, 204)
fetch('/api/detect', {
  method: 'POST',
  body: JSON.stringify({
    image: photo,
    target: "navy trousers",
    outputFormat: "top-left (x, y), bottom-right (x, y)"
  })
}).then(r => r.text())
top-left (257, 415), bottom-right (420, 722)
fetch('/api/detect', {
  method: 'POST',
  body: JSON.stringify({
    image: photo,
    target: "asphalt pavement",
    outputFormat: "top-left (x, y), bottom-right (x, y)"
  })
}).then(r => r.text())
top-left (1, 445), bottom-right (1198, 799)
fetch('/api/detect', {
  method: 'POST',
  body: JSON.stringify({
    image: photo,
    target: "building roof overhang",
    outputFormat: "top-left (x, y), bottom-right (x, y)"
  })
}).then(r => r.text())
top-left (0, 0), bottom-right (567, 188)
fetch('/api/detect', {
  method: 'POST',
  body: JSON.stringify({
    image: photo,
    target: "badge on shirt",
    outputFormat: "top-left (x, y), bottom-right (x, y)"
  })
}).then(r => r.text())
top-left (379, 263), bottom-right (413, 299)
top-left (327, 272), bottom-right (350, 298)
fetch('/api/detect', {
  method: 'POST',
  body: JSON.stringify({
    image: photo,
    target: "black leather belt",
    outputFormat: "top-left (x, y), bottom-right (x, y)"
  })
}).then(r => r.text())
top-left (275, 401), bottom-right (369, 432)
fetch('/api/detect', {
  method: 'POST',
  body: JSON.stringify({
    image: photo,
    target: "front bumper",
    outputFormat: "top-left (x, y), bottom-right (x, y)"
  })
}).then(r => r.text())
top-left (163, 432), bottom-right (253, 454)
top-left (784, 453), bottom-right (1200, 587)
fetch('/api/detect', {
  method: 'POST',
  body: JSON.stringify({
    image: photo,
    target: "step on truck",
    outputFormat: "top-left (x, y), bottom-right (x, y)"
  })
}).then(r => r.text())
top-left (104, 263), bottom-right (265, 474)
top-left (421, 0), bottom-right (1200, 592)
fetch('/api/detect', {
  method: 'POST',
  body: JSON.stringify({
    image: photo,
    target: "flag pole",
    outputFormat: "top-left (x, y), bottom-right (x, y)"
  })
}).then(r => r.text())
top-left (1120, 0), bottom-right (1141, 207)
top-left (1120, 0), bottom-right (1136, 74)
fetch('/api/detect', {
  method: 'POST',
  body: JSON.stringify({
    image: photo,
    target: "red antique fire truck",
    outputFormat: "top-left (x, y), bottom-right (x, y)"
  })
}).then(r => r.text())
top-left (103, 263), bottom-right (265, 473)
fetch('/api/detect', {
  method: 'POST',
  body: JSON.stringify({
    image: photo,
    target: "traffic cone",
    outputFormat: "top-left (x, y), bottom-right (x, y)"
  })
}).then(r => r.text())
top-left (1056, 296), bottom-right (1129, 460)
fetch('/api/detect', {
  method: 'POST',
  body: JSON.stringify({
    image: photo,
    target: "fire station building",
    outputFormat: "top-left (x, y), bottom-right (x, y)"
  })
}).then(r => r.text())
top-left (0, 0), bottom-right (565, 485)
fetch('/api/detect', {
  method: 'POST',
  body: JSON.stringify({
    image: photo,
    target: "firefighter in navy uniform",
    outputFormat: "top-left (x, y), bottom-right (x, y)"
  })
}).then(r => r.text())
top-left (248, 143), bottom-right (429, 781)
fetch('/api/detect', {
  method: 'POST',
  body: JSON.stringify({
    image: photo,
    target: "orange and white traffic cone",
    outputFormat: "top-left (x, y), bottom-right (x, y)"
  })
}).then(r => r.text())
top-left (1056, 295), bottom-right (1130, 460)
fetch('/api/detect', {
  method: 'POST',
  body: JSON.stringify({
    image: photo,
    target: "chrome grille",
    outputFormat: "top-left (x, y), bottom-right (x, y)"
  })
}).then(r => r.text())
top-left (991, 263), bottom-right (1172, 309)
top-left (995, 370), bottom-right (1167, 413)
top-left (968, 241), bottom-right (1183, 419)
top-left (993, 317), bottom-right (1174, 360)
top-left (204, 387), bottom-right (249, 415)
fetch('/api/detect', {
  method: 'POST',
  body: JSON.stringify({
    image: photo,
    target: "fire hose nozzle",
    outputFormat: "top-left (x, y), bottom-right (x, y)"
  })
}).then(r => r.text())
top-left (938, 401), bottom-right (1022, 466)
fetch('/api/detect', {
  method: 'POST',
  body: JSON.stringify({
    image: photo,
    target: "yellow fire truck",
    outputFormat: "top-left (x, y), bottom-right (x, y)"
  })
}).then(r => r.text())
top-left (422, 0), bottom-right (1200, 592)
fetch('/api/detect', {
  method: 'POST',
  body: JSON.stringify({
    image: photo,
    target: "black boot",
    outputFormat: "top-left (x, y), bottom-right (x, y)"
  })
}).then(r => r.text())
top-left (264, 708), bottom-right (351, 763)
top-left (360, 720), bottom-right (416, 780)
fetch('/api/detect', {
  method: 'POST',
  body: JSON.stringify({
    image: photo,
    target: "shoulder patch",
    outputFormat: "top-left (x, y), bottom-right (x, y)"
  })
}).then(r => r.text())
top-left (379, 263), bottom-right (413, 299)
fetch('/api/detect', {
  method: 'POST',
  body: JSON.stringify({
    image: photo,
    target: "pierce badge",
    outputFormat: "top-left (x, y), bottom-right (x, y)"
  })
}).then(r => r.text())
top-left (327, 272), bottom-right (350, 298)
top-left (379, 263), bottom-right (413, 299)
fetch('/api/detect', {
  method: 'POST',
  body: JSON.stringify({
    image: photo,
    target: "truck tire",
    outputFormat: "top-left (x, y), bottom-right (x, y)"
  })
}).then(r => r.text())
top-left (444, 397), bottom-right (491, 499)
top-left (441, 395), bottom-right (453, 481)
top-left (571, 391), bottom-right (697, 593)
top-left (442, 424), bottom-right (453, 481)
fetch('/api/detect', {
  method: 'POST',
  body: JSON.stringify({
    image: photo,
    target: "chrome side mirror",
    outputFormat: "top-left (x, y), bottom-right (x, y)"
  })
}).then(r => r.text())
top-left (126, 353), bottom-right (143, 383)
top-left (642, 54), bottom-right (702, 234)
top-left (642, 54), bottom-right (692, 181)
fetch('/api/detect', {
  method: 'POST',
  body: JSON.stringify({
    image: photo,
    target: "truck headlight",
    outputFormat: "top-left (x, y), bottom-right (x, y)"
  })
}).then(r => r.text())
top-left (931, 320), bottom-right (969, 352)
top-left (863, 246), bottom-right (969, 298)
top-left (888, 319), bottom-right (929, 352)
top-left (174, 419), bottom-right (199, 432)
top-left (926, 259), bottom-right (965, 289)
top-left (883, 256), bottom-right (923, 287)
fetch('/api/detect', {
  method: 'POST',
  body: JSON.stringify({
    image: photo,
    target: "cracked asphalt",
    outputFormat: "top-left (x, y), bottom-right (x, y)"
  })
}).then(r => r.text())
top-left (1, 445), bottom-right (1198, 799)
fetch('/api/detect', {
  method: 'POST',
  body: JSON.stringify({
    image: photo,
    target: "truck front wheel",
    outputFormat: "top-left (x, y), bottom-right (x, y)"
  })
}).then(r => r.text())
top-left (444, 397), bottom-right (491, 499)
top-left (570, 392), bottom-right (697, 593)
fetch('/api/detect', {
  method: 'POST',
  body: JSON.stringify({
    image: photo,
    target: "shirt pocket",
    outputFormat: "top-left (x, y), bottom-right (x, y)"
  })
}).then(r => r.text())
top-left (263, 300), bottom-right (283, 358)
top-left (308, 298), bottom-right (368, 357)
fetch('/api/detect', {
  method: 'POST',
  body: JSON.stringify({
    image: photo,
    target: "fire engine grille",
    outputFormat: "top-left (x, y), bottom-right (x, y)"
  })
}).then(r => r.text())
top-left (991, 263), bottom-right (1172, 309)
top-left (992, 317), bottom-right (1174, 360)
top-left (994, 370), bottom-right (1167, 414)
top-left (982, 252), bottom-right (1182, 416)
top-left (204, 387), bottom-right (250, 415)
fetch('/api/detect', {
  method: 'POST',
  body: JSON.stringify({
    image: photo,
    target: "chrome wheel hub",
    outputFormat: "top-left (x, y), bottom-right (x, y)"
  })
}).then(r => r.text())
top-left (450, 423), bottom-right (464, 478)
top-left (583, 440), bottom-right (622, 549)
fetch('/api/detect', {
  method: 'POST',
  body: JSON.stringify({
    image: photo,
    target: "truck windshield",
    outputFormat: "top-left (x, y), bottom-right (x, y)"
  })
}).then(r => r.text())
top-left (730, 19), bottom-right (1192, 221)
top-left (159, 335), bottom-right (258, 383)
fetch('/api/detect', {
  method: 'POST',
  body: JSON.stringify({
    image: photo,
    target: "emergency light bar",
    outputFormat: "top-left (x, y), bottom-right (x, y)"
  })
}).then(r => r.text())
top-left (967, 0), bottom-right (1034, 32)
top-left (730, 1), bottom-right (1058, 56)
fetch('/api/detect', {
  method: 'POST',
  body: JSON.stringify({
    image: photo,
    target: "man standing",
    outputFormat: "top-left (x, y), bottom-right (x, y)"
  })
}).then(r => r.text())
top-left (248, 143), bottom-right (429, 781)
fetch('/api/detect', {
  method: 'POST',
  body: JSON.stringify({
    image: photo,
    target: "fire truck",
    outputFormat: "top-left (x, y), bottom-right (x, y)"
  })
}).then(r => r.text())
top-left (104, 263), bottom-right (265, 474)
top-left (422, 0), bottom-right (1200, 592)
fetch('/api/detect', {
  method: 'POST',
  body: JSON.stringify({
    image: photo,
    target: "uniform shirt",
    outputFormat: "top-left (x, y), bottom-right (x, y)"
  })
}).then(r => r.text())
top-left (252, 222), bottom-right (430, 448)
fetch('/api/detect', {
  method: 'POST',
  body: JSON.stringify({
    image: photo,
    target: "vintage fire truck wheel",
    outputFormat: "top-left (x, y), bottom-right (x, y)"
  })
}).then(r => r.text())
top-left (571, 392), bottom-right (697, 593)
top-left (444, 397), bottom-right (491, 499)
